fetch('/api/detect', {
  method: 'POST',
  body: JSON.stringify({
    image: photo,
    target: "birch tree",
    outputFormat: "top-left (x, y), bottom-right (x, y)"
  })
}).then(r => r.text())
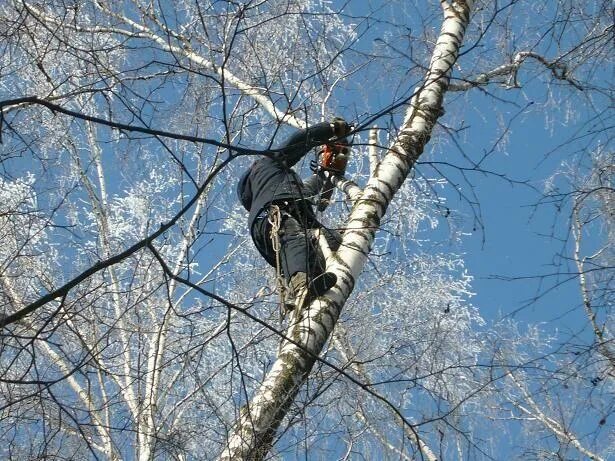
top-left (220, 1), bottom-right (476, 457)
top-left (1, 0), bottom-right (612, 460)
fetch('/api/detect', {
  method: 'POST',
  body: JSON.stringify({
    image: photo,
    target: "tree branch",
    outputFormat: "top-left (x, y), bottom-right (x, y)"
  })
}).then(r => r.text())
top-left (0, 97), bottom-right (263, 155)
top-left (448, 51), bottom-right (582, 91)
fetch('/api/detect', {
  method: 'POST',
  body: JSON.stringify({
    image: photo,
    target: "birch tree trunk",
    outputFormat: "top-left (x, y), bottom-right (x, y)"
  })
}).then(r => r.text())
top-left (220, 1), bottom-right (475, 458)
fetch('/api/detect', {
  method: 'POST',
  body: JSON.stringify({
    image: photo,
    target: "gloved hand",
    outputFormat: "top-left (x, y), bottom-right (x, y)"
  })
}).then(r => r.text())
top-left (330, 117), bottom-right (351, 138)
top-left (309, 159), bottom-right (323, 174)
top-left (310, 160), bottom-right (332, 180)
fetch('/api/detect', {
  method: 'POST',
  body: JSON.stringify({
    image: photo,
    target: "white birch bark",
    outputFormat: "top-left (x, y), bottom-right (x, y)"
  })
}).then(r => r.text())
top-left (572, 211), bottom-right (615, 369)
top-left (21, 1), bottom-right (305, 130)
top-left (368, 126), bottom-right (380, 176)
top-left (508, 373), bottom-right (605, 461)
top-left (82, 119), bottom-right (141, 422)
top-left (219, 1), bottom-right (475, 459)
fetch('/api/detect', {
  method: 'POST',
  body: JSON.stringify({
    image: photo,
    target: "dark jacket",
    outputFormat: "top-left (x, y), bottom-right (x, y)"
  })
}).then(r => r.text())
top-left (237, 122), bottom-right (336, 226)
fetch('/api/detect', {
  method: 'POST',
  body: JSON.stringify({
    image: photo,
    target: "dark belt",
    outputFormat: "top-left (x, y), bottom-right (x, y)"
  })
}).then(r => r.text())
top-left (257, 199), bottom-right (313, 221)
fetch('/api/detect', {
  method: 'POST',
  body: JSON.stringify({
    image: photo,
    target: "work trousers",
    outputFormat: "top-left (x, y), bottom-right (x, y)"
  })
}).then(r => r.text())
top-left (250, 204), bottom-right (341, 283)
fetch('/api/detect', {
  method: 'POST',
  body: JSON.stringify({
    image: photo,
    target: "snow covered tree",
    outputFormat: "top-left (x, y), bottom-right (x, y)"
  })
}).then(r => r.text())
top-left (0, 0), bottom-right (612, 459)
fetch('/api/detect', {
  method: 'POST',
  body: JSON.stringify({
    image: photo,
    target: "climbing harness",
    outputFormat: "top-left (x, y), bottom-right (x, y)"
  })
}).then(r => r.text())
top-left (267, 204), bottom-right (289, 318)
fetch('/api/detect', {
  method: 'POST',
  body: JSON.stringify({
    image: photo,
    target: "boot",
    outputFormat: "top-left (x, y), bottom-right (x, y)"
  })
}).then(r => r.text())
top-left (288, 272), bottom-right (309, 311)
top-left (311, 271), bottom-right (337, 296)
top-left (288, 271), bottom-right (337, 311)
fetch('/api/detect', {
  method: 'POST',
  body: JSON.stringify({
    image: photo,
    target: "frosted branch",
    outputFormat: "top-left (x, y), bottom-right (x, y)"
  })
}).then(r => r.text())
top-left (330, 175), bottom-right (363, 202)
top-left (448, 51), bottom-right (581, 91)
top-left (23, 1), bottom-right (305, 128)
top-left (509, 373), bottom-right (605, 461)
top-left (332, 333), bottom-right (438, 461)
top-left (572, 210), bottom-right (615, 369)
top-left (368, 126), bottom-right (380, 177)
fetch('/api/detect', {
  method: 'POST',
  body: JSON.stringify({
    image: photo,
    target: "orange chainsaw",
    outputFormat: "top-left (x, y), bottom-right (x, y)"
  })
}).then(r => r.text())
top-left (318, 142), bottom-right (349, 174)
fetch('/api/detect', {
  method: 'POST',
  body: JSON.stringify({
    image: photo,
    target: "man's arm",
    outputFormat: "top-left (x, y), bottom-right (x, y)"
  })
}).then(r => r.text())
top-left (302, 172), bottom-right (327, 200)
top-left (303, 172), bottom-right (335, 212)
top-left (274, 118), bottom-right (350, 167)
top-left (273, 122), bottom-right (334, 167)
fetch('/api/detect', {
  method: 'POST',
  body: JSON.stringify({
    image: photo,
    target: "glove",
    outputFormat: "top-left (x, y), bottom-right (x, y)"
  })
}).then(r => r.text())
top-left (330, 117), bottom-right (351, 138)
top-left (310, 159), bottom-right (330, 178)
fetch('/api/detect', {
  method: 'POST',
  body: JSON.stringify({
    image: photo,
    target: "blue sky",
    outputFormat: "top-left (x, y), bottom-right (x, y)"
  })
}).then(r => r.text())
top-left (448, 87), bottom-right (606, 335)
top-left (1, 1), bottom-right (610, 458)
top-left (332, 0), bottom-right (609, 337)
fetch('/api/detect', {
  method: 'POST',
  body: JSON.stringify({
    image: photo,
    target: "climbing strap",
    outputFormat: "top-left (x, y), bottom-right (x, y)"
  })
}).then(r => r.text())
top-left (267, 204), bottom-right (287, 317)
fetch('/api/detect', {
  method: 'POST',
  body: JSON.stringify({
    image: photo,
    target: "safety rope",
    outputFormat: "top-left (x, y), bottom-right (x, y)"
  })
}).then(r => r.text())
top-left (267, 204), bottom-right (287, 318)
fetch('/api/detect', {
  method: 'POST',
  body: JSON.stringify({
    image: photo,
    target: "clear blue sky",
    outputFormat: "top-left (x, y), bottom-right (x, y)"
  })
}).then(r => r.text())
top-left (335, 0), bottom-right (604, 338)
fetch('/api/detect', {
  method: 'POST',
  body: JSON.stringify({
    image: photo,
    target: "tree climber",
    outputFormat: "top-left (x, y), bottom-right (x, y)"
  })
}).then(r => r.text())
top-left (236, 118), bottom-right (351, 311)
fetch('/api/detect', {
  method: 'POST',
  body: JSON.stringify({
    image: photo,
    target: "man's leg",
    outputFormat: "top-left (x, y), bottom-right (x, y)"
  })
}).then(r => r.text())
top-left (278, 214), bottom-right (336, 304)
top-left (313, 225), bottom-right (342, 253)
top-left (250, 217), bottom-right (278, 268)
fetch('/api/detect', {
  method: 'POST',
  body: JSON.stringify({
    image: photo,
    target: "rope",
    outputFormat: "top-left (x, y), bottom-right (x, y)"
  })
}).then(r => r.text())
top-left (268, 204), bottom-right (287, 318)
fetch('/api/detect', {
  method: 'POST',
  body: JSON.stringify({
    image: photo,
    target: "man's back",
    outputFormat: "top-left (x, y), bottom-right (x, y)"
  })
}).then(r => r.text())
top-left (237, 121), bottom-right (336, 225)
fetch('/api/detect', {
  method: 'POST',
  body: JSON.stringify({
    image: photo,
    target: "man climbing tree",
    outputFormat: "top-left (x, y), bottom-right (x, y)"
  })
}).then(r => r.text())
top-left (236, 118), bottom-right (351, 311)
